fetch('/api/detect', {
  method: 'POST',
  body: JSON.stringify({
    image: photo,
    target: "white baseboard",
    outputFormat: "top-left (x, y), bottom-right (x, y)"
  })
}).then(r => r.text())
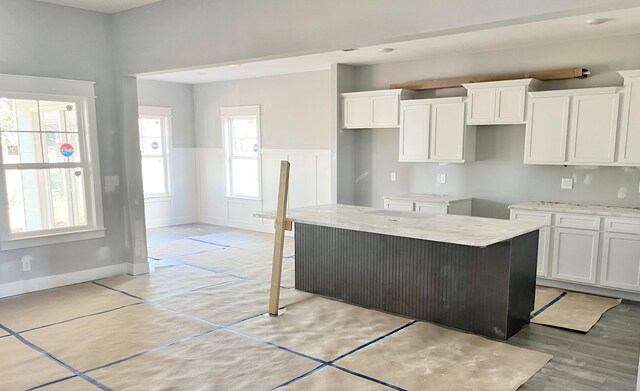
top-left (0, 263), bottom-right (127, 299)
top-left (127, 261), bottom-right (150, 275)
top-left (145, 216), bottom-right (197, 229)
top-left (537, 277), bottom-right (640, 302)
top-left (198, 215), bottom-right (295, 237)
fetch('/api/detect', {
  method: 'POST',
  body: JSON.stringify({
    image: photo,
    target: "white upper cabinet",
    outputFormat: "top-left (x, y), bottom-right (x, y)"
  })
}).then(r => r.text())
top-left (399, 101), bottom-right (430, 161)
top-left (525, 87), bottom-right (621, 165)
top-left (399, 98), bottom-right (475, 163)
top-left (568, 92), bottom-right (620, 164)
top-left (617, 70), bottom-right (640, 165)
top-left (463, 79), bottom-right (540, 125)
top-left (342, 89), bottom-right (414, 129)
top-left (524, 96), bottom-right (570, 164)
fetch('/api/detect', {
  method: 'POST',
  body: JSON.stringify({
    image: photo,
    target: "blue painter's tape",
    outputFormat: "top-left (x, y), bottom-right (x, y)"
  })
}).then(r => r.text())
top-left (92, 281), bottom-right (145, 301)
top-left (530, 292), bottom-right (567, 319)
top-left (186, 237), bottom-right (230, 248)
top-left (0, 324), bottom-right (112, 391)
top-left (271, 364), bottom-right (328, 390)
top-left (332, 365), bottom-right (408, 391)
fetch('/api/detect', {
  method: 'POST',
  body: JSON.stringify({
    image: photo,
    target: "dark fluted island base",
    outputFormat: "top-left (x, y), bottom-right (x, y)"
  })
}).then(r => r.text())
top-left (294, 223), bottom-right (539, 340)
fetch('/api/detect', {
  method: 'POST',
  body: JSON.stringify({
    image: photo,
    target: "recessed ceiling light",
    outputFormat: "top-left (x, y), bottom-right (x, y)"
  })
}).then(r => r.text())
top-left (378, 48), bottom-right (395, 53)
top-left (228, 64), bottom-right (240, 67)
top-left (196, 71), bottom-right (207, 76)
top-left (586, 17), bottom-right (610, 25)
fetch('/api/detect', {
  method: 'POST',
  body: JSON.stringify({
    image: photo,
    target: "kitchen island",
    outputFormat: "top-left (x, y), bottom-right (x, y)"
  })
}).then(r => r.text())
top-left (257, 204), bottom-right (542, 340)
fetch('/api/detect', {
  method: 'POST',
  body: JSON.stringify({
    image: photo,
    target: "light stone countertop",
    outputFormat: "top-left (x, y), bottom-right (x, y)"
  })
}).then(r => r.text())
top-left (509, 201), bottom-right (640, 218)
top-left (256, 204), bottom-right (542, 248)
top-left (383, 193), bottom-right (472, 204)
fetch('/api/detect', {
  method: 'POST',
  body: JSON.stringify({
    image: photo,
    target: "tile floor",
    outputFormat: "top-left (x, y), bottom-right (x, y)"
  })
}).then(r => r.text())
top-left (0, 223), bottom-right (638, 390)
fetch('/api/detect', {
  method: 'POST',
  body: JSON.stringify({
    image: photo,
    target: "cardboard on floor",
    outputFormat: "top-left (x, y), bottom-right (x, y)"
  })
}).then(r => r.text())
top-left (0, 282), bottom-right (140, 332)
top-left (281, 366), bottom-right (389, 390)
top-left (22, 303), bottom-right (213, 371)
top-left (89, 329), bottom-right (318, 390)
top-left (231, 296), bottom-right (411, 361)
top-left (156, 279), bottom-right (311, 326)
top-left (337, 321), bottom-right (553, 391)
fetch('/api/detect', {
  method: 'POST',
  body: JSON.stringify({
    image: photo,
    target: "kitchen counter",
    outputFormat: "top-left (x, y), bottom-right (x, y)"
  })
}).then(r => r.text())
top-left (509, 201), bottom-right (640, 218)
top-left (257, 204), bottom-right (541, 248)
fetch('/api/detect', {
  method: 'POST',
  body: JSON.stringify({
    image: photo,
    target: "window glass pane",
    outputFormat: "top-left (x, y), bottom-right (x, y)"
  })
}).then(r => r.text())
top-left (230, 117), bottom-right (258, 157)
top-left (43, 132), bottom-right (81, 163)
top-left (0, 99), bottom-right (40, 132)
top-left (5, 168), bottom-right (86, 233)
top-left (39, 101), bottom-right (78, 133)
top-left (141, 136), bottom-right (163, 156)
top-left (139, 117), bottom-right (162, 137)
top-left (141, 157), bottom-right (167, 195)
top-left (1, 131), bottom-right (44, 164)
top-left (231, 158), bottom-right (259, 198)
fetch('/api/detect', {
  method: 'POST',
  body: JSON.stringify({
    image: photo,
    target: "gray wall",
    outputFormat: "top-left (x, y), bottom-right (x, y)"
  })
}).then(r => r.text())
top-left (193, 71), bottom-right (331, 150)
top-left (0, 0), bottom-right (131, 283)
top-left (137, 79), bottom-right (196, 148)
top-left (351, 34), bottom-right (640, 218)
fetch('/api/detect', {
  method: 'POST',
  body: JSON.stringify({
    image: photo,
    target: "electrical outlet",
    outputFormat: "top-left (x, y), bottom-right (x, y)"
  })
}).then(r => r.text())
top-left (437, 173), bottom-right (447, 184)
top-left (561, 178), bottom-right (573, 190)
top-left (21, 256), bottom-right (32, 272)
top-left (390, 172), bottom-right (396, 182)
top-left (104, 176), bottom-right (120, 187)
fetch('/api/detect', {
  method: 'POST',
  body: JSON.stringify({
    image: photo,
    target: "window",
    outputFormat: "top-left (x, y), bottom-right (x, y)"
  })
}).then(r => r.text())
top-left (138, 106), bottom-right (171, 197)
top-left (0, 74), bottom-right (104, 250)
top-left (221, 106), bottom-right (261, 199)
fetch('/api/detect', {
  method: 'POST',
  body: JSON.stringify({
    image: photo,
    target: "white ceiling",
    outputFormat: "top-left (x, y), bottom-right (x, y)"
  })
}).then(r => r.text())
top-left (141, 7), bottom-right (640, 84)
top-left (34, 0), bottom-right (163, 13)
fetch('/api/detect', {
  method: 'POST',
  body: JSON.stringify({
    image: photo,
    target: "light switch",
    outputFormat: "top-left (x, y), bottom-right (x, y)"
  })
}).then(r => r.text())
top-left (437, 173), bottom-right (447, 184)
top-left (390, 172), bottom-right (396, 182)
top-left (561, 178), bottom-right (573, 190)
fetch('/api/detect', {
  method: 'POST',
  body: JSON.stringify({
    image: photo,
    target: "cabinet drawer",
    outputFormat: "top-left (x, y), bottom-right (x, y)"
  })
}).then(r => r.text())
top-left (604, 217), bottom-right (640, 234)
top-left (510, 210), bottom-right (552, 226)
top-left (383, 199), bottom-right (414, 212)
top-left (415, 203), bottom-right (448, 215)
top-left (555, 213), bottom-right (601, 230)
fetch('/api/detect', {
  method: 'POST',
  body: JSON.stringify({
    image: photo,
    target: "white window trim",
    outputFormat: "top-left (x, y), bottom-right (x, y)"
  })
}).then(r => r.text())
top-left (221, 105), bottom-right (262, 200)
top-left (138, 106), bottom-right (173, 198)
top-left (0, 74), bottom-right (104, 250)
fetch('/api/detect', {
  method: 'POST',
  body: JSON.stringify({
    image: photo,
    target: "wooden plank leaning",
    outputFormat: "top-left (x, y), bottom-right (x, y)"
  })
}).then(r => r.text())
top-left (268, 160), bottom-right (291, 316)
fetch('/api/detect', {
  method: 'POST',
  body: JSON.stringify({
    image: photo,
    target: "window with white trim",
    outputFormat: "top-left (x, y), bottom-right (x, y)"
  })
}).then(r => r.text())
top-left (221, 106), bottom-right (261, 199)
top-left (138, 106), bottom-right (171, 197)
top-left (0, 74), bottom-right (104, 250)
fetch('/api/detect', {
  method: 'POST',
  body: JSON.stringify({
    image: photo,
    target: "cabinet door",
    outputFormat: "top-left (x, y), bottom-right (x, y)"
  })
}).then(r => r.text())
top-left (371, 95), bottom-right (399, 128)
top-left (537, 227), bottom-right (551, 277)
top-left (399, 103), bottom-right (430, 161)
top-left (466, 88), bottom-right (495, 124)
top-left (343, 97), bottom-right (371, 128)
top-left (524, 97), bottom-right (569, 164)
top-left (552, 227), bottom-right (599, 284)
top-left (567, 93), bottom-right (620, 164)
top-left (415, 203), bottom-right (448, 214)
top-left (495, 86), bottom-right (526, 123)
top-left (600, 232), bottom-right (640, 291)
top-left (429, 101), bottom-right (465, 162)
top-left (618, 79), bottom-right (640, 164)
top-left (383, 199), bottom-right (414, 211)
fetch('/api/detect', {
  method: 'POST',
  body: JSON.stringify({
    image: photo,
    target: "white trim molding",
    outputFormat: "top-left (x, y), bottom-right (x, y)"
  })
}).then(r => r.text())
top-left (0, 263), bottom-right (126, 299)
top-left (127, 261), bottom-right (150, 276)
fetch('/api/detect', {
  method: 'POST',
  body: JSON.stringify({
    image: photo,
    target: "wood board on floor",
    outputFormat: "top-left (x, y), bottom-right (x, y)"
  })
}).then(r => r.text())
top-left (531, 287), bottom-right (622, 332)
top-left (336, 321), bottom-right (552, 391)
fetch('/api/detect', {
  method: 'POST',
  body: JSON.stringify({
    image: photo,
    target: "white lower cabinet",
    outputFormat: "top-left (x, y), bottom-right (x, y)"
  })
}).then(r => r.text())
top-left (552, 227), bottom-right (599, 284)
top-left (536, 227), bottom-right (551, 277)
top-left (415, 202), bottom-right (448, 214)
top-left (600, 232), bottom-right (640, 291)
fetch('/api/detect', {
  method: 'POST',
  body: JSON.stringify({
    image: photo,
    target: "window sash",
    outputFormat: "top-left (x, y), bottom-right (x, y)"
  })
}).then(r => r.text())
top-left (138, 112), bottom-right (170, 196)
top-left (221, 108), bottom-right (261, 200)
top-left (0, 94), bottom-right (96, 239)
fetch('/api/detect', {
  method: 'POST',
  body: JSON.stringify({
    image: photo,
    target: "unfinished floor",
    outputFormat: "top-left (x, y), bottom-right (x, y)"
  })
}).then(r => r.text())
top-left (0, 223), bottom-right (638, 391)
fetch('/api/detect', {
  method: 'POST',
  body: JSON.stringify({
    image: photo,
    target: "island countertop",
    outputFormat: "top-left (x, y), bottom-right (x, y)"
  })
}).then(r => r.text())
top-left (256, 204), bottom-right (542, 247)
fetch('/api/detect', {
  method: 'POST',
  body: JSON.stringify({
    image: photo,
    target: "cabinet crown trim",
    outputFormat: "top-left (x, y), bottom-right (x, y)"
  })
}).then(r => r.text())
top-left (400, 97), bottom-right (465, 105)
top-left (462, 78), bottom-right (541, 90)
top-left (617, 69), bottom-right (640, 78)
top-left (529, 86), bottom-right (621, 98)
top-left (341, 89), bottom-right (410, 98)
